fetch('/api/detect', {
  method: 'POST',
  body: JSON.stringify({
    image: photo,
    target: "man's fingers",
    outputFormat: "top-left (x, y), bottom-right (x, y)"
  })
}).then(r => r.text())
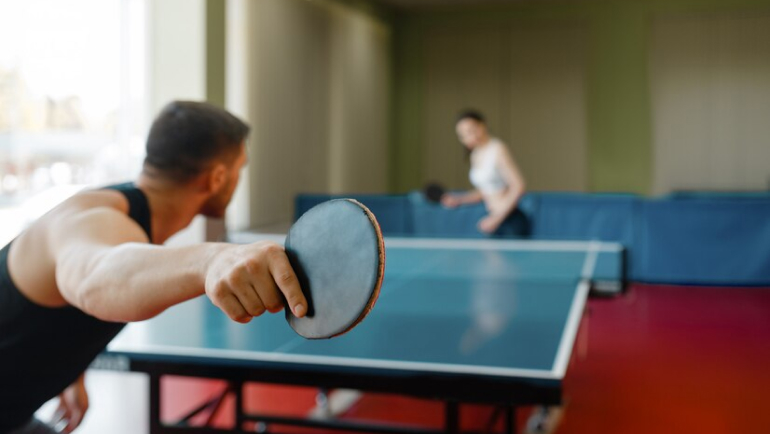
top-left (53, 400), bottom-right (73, 433)
top-left (209, 242), bottom-right (307, 321)
top-left (232, 287), bottom-right (266, 318)
top-left (63, 409), bottom-right (83, 434)
top-left (250, 274), bottom-right (284, 314)
top-left (229, 270), bottom-right (267, 317)
top-left (266, 247), bottom-right (307, 318)
top-left (214, 291), bottom-right (252, 323)
top-left (242, 258), bottom-right (283, 314)
top-left (51, 407), bottom-right (66, 427)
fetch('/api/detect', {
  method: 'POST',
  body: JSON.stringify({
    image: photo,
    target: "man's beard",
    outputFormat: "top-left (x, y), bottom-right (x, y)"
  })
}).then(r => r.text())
top-left (200, 188), bottom-right (230, 218)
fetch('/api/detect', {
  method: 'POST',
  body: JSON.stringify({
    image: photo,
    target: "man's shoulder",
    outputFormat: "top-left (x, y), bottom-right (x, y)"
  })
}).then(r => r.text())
top-left (60, 187), bottom-right (131, 215)
top-left (46, 194), bottom-right (150, 246)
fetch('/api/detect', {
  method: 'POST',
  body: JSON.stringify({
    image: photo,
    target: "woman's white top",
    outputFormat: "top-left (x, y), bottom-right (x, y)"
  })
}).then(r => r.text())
top-left (469, 138), bottom-right (508, 195)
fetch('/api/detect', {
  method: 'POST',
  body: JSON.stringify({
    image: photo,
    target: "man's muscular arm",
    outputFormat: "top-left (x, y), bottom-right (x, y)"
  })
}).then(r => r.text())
top-left (51, 207), bottom-right (307, 323)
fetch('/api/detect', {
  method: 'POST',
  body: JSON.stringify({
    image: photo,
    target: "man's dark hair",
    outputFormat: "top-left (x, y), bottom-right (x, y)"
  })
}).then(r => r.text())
top-left (456, 109), bottom-right (486, 125)
top-left (143, 101), bottom-right (250, 182)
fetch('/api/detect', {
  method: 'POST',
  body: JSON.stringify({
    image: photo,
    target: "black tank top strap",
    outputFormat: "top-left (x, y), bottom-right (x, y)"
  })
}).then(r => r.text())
top-left (103, 182), bottom-right (153, 241)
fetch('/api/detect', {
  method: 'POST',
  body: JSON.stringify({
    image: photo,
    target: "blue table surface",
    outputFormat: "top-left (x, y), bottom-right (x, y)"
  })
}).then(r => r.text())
top-left (107, 238), bottom-right (621, 380)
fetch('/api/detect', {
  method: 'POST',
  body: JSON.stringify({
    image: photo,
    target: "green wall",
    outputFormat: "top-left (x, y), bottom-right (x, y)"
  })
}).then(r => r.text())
top-left (205, 0), bottom-right (226, 107)
top-left (390, 0), bottom-right (770, 194)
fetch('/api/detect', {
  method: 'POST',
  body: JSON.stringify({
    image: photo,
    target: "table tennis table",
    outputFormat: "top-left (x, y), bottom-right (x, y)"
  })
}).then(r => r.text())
top-left (96, 236), bottom-right (625, 434)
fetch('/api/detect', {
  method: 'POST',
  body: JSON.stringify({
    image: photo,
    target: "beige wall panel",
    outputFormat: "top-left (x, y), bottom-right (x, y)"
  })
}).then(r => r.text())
top-left (230, 0), bottom-right (392, 227)
top-left (150, 0), bottom-right (206, 114)
top-left (421, 22), bottom-right (588, 192)
top-left (509, 24), bottom-right (588, 192)
top-left (423, 26), bottom-right (509, 190)
top-left (246, 0), bottom-right (332, 226)
top-left (328, 7), bottom-right (391, 194)
top-left (225, 0), bottom-right (252, 231)
top-left (651, 14), bottom-right (770, 193)
top-left (150, 0), bottom-right (208, 244)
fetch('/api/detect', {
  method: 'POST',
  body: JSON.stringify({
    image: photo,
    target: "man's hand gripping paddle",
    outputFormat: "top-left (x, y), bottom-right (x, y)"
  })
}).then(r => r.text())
top-left (284, 199), bottom-right (385, 339)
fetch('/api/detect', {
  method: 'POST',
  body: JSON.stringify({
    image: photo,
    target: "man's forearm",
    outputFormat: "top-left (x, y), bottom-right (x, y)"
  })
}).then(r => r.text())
top-left (60, 242), bottom-right (227, 322)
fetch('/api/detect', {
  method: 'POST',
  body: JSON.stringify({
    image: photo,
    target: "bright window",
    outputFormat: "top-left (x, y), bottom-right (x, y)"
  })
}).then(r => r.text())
top-left (0, 0), bottom-right (147, 245)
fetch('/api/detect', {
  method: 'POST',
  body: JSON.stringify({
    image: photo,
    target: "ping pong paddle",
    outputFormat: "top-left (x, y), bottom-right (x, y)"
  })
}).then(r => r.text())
top-left (284, 199), bottom-right (385, 339)
top-left (424, 182), bottom-right (445, 203)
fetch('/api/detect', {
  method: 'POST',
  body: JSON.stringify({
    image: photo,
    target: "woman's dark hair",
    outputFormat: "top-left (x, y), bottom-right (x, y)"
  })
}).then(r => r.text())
top-left (456, 109), bottom-right (486, 125)
top-left (455, 109), bottom-right (486, 162)
top-left (143, 101), bottom-right (250, 183)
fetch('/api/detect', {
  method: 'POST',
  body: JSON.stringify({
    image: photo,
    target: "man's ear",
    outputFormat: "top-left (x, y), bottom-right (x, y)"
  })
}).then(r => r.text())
top-left (207, 163), bottom-right (228, 193)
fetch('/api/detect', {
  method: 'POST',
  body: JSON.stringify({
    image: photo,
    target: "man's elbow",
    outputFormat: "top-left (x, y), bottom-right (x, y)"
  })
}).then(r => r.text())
top-left (64, 279), bottom-right (153, 323)
top-left (57, 274), bottom-right (92, 314)
top-left (62, 280), bottom-right (111, 321)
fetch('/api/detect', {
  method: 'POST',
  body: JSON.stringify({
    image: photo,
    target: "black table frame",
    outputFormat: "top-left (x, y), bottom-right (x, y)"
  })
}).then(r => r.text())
top-left (97, 353), bottom-right (563, 434)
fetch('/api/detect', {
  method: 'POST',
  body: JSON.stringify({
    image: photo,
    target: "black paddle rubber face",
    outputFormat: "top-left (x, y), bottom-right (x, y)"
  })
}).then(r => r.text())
top-left (284, 199), bottom-right (385, 339)
top-left (424, 182), bottom-right (445, 203)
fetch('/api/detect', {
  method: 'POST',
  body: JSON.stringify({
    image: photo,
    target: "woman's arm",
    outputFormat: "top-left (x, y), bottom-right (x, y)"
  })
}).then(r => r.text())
top-left (478, 144), bottom-right (526, 233)
top-left (441, 189), bottom-right (483, 208)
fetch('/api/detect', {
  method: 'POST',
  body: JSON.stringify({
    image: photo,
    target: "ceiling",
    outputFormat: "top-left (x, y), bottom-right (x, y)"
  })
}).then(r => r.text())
top-left (373, 0), bottom-right (528, 10)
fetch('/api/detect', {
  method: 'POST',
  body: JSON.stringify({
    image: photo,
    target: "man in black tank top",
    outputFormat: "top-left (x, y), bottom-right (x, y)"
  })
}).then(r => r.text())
top-left (0, 101), bottom-right (308, 433)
